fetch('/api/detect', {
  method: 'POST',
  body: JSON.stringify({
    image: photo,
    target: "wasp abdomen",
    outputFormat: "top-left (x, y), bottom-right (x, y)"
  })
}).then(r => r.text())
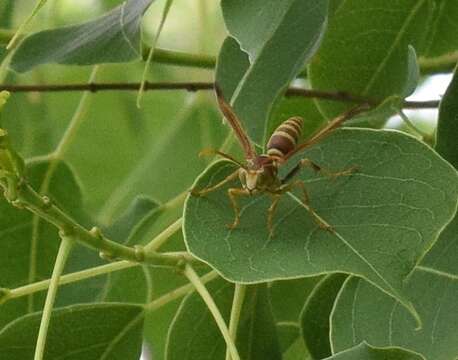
top-left (266, 117), bottom-right (303, 158)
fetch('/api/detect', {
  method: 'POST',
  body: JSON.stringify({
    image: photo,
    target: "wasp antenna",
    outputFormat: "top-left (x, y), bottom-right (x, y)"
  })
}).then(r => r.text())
top-left (198, 148), bottom-right (247, 169)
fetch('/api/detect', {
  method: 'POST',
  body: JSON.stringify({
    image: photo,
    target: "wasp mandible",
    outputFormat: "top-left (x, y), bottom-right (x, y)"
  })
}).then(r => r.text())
top-left (191, 86), bottom-right (369, 235)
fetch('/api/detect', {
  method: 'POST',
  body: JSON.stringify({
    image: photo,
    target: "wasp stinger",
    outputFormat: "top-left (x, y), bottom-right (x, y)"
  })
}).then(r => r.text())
top-left (191, 86), bottom-right (369, 235)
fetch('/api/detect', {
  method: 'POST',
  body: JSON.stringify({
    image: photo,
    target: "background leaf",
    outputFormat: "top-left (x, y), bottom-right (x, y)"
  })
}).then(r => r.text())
top-left (309, 0), bottom-right (433, 117)
top-left (330, 271), bottom-right (458, 360)
top-left (0, 303), bottom-right (144, 359)
top-left (166, 279), bottom-right (281, 360)
top-left (218, 0), bottom-right (329, 145)
top-left (324, 342), bottom-right (424, 360)
top-left (10, 0), bottom-right (154, 72)
top-left (301, 273), bottom-right (347, 359)
top-left (0, 160), bottom-right (105, 327)
top-left (184, 129), bottom-right (458, 317)
top-left (422, 0), bottom-right (458, 58)
top-left (435, 66), bottom-right (458, 168)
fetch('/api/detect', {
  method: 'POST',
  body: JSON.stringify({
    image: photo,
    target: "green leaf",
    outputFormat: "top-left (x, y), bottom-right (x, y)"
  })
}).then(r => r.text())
top-left (10, 0), bottom-right (154, 73)
top-left (0, 303), bottom-right (144, 359)
top-left (166, 280), bottom-right (281, 360)
top-left (184, 129), bottom-right (458, 320)
top-left (309, 0), bottom-right (433, 117)
top-left (330, 271), bottom-right (458, 360)
top-left (435, 66), bottom-right (458, 169)
top-left (283, 338), bottom-right (311, 360)
top-left (301, 274), bottom-right (347, 359)
top-left (324, 342), bottom-right (424, 360)
top-left (236, 285), bottom-right (281, 360)
top-left (423, 0), bottom-right (458, 57)
top-left (419, 212), bottom-right (458, 277)
top-left (218, 0), bottom-right (329, 145)
top-left (270, 276), bottom-right (322, 323)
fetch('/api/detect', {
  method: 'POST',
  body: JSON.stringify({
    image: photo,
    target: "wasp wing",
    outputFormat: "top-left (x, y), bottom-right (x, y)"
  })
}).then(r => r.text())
top-left (215, 85), bottom-right (256, 161)
top-left (282, 104), bottom-right (370, 161)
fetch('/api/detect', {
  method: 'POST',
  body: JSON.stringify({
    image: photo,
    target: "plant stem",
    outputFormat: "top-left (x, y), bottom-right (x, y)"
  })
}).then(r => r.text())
top-left (145, 270), bottom-right (219, 312)
top-left (8, 261), bottom-right (134, 300)
top-left (419, 52), bottom-right (458, 74)
top-left (0, 82), bottom-right (440, 108)
top-left (17, 182), bottom-right (144, 261)
top-left (183, 264), bottom-right (240, 360)
top-left (147, 48), bottom-right (215, 69)
top-left (34, 236), bottom-right (73, 360)
top-left (225, 284), bottom-right (246, 360)
top-left (3, 218), bottom-right (184, 302)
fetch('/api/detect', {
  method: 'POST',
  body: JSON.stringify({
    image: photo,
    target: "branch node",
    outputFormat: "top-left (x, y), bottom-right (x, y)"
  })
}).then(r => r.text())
top-left (175, 259), bottom-right (187, 275)
top-left (58, 226), bottom-right (75, 239)
top-left (41, 195), bottom-right (53, 211)
top-left (99, 250), bottom-right (116, 262)
top-left (11, 198), bottom-right (25, 209)
top-left (0, 287), bottom-right (11, 305)
top-left (134, 245), bottom-right (145, 262)
top-left (89, 226), bottom-right (104, 243)
top-left (88, 82), bottom-right (97, 93)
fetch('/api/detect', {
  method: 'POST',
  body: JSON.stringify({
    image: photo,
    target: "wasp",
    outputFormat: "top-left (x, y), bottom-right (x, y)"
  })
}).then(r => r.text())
top-left (192, 86), bottom-right (368, 235)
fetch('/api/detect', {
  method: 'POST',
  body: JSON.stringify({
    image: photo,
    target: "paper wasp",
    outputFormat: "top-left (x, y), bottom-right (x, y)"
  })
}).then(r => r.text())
top-left (191, 86), bottom-right (369, 235)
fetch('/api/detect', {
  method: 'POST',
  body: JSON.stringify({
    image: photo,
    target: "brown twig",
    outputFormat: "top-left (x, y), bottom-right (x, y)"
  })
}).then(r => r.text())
top-left (0, 82), bottom-right (440, 108)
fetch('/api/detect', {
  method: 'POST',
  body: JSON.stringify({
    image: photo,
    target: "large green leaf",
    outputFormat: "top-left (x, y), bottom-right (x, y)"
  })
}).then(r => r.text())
top-left (10, 0), bottom-right (154, 72)
top-left (301, 274), bottom-right (347, 359)
top-left (309, 0), bottom-right (433, 117)
top-left (166, 280), bottom-right (281, 360)
top-left (218, 0), bottom-right (329, 145)
top-left (435, 66), bottom-right (458, 169)
top-left (184, 129), bottom-right (458, 319)
top-left (423, 0), bottom-right (458, 57)
top-left (324, 342), bottom-right (423, 360)
top-left (0, 303), bottom-right (144, 359)
top-left (330, 271), bottom-right (458, 360)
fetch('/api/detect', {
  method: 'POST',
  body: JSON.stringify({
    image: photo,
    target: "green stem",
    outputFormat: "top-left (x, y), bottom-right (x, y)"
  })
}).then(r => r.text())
top-left (17, 182), bottom-right (144, 261)
top-left (145, 270), bottom-right (219, 312)
top-left (225, 284), bottom-right (246, 360)
top-left (34, 236), bottom-right (73, 360)
top-left (7, 261), bottom-right (134, 300)
top-left (183, 264), bottom-right (240, 360)
top-left (144, 217), bottom-right (183, 252)
top-left (419, 52), bottom-right (458, 74)
top-left (147, 48), bottom-right (216, 69)
top-left (2, 218), bottom-right (184, 302)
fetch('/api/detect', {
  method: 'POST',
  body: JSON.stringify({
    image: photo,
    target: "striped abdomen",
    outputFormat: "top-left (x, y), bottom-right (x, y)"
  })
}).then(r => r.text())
top-left (266, 116), bottom-right (303, 159)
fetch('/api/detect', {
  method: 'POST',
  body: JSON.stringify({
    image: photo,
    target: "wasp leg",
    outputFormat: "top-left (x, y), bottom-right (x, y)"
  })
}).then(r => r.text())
top-left (191, 169), bottom-right (239, 197)
top-left (300, 159), bottom-right (357, 180)
top-left (227, 187), bottom-right (251, 230)
top-left (283, 180), bottom-right (334, 233)
top-left (282, 158), bottom-right (357, 184)
top-left (267, 194), bottom-right (282, 237)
